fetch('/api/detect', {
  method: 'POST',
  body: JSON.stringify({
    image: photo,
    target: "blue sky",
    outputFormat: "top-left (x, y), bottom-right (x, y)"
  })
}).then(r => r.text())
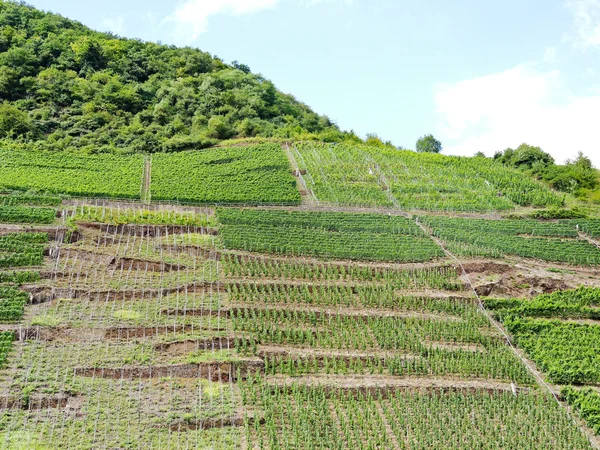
top-left (25, 0), bottom-right (600, 165)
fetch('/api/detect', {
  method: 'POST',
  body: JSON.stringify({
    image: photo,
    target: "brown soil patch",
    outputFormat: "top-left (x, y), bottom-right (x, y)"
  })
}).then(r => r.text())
top-left (424, 342), bottom-right (486, 352)
top-left (74, 360), bottom-right (263, 381)
top-left (104, 325), bottom-right (222, 340)
top-left (77, 222), bottom-right (218, 236)
top-left (229, 304), bottom-right (462, 322)
top-left (167, 413), bottom-right (264, 432)
top-left (0, 394), bottom-right (80, 410)
top-left (257, 345), bottom-right (417, 363)
top-left (114, 257), bottom-right (184, 272)
top-left (22, 281), bottom-right (222, 304)
top-left (154, 337), bottom-right (236, 354)
top-left (461, 262), bottom-right (513, 275)
top-left (161, 308), bottom-right (227, 318)
top-left (265, 375), bottom-right (530, 397)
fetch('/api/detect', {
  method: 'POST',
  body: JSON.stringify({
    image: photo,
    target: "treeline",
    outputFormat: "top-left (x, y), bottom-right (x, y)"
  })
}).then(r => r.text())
top-left (493, 144), bottom-right (599, 201)
top-left (0, 1), bottom-right (362, 154)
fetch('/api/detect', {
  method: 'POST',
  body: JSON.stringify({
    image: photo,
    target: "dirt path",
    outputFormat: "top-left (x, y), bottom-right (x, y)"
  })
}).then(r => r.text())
top-left (265, 374), bottom-right (529, 394)
top-left (282, 143), bottom-right (318, 206)
top-left (141, 156), bottom-right (152, 204)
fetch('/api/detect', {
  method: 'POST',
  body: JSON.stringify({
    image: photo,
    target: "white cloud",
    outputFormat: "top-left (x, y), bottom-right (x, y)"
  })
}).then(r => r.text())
top-left (435, 64), bottom-right (600, 166)
top-left (165, 0), bottom-right (279, 41)
top-left (565, 0), bottom-right (600, 49)
top-left (165, 0), bottom-right (354, 42)
top-left (542, 46), bottom-right (557, 63)
top-left (101, 16), bottom-right (125, 35)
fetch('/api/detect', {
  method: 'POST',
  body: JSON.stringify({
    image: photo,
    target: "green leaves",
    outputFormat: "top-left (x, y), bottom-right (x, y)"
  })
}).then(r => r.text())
top-left (0, 331), bottom-right (14, 368)
top-left (0, 286), bottom-right (28, 322)
top-left (0, 205), bottom-right (55, 224)
top-left (218, 209), bottom-right (443, 262)
top-left (0, 149), bottom-right (144, 199)
top-left (152, 144), bottom-right (301, 205)
top-left (0, 232), bottom-right (48, 268)
top-left (295, 142), bottom-right (563, 212)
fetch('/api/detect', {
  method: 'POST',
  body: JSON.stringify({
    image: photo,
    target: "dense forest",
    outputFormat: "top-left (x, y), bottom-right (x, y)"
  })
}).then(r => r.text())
top-left (0, 1), bottom-right (363, 154)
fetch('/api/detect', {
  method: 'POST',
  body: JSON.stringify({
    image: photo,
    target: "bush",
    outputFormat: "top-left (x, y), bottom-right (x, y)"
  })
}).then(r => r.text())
top-left (161, 134), bottom-right (217, 152)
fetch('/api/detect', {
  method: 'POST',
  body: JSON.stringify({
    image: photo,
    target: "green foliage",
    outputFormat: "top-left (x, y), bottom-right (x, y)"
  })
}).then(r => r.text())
top-left (504, 317), bottom-right (600, 385)
top-left (0, 1), bottom-right (356, 152)
top-left (486, 287), bottom-right (600, 320)
top-left (416, 134), bottom-right (442, 153)
top-left (0, 149), bottom-right (144, 198)
top-left (0, 192), bottom-right (63, 207)
top-left (0, 102), bottom-right (35, 139)
top-left (495, 145), bottom-right (598, 196)
top-left (0, 271), bottom-right (40, 285)
top-left (217, 208), bottom-right (444, 262)
top-left (420, 216), bottom-right (600, 265)
top-left (241, 379), bottom-right (591, 449)
top-left (494, 144), bottom-right (554, 170)
top-left (294, 143), bottom-right (562, 212)
top-left (561, 219), bottom-right (600, 238)
top-left (0, 286), bottom-right (28, 322)
top-left (562, 387), bottom-right (600, 434)
top-left (525, 207), bottom-right (588, 220)
top-left (0, 205), bottom-right (55, 224)
top-left (0, 232), bottom-right (47, 268)
top-left (151, 144), bottom-right (301, 204)
top-left (223, 254), bottom-right (463, 290)
top-left (0, 331), bottom-right (13, 368)
top-left (72, 205), bottom-right (216, 227)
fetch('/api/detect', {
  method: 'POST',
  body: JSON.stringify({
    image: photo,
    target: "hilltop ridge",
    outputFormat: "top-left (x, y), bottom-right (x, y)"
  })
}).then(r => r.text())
top-left (0, 1), bottom-right (363, 154)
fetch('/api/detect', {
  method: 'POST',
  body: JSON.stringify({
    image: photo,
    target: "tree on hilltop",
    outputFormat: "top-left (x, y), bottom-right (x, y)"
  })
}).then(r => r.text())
top-left (416, 134), bottom-right (442, 153)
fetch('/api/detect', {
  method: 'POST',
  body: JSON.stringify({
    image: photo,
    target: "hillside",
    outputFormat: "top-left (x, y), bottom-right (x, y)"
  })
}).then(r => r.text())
top-left (0, 1), bottom-right (359, 154)
top-left (3, 3), bottom-right (600, 450)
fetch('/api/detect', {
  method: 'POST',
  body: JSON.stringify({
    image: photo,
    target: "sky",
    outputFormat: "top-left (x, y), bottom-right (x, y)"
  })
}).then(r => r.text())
top-left (24, 0), bottom-right (600, 165)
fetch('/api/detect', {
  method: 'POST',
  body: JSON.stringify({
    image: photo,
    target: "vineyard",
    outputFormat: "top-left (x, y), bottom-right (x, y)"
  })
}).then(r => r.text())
top-left (485, 286), bottom-right (600, 436)
top-left (292, 142), bottom-right (563, 211)
top-left (218, 208), bottom-right (445, 262)
top-left (0, 144), bottom-right (300, 205)
top-left (0, 149), bottom-right (600, 447)
top-left (419, 216), bottom-right (600, 265)
top-left (0, 149), bottom-right (144, 199)
top-left (151, 144), bottom-right (301, 204)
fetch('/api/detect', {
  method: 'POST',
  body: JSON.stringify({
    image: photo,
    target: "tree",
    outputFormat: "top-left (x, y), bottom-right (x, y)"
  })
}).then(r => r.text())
top-left (416, 134), bottom-right (442, 153)
top-left (495, 144), bottom-right (554, 170)
top-left (0, 102), bottom-right (35, 139)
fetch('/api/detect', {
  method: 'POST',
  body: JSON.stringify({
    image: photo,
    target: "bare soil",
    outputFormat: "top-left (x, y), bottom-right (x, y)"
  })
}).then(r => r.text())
top-left (73, 360), bottom-right (263, 381)
top-left (264, 374), bottom-right (531, 397)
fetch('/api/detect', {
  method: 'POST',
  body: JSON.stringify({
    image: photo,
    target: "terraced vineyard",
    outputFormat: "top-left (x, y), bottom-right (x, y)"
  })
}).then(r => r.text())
top-left (1, 142), bottom-right (600, 448)
top-left (292, 142), bottom-right (563, 212)
top-left (0, 144), bottom-right (300, 205)
top-left (0, 197), bottom-right (598, 449)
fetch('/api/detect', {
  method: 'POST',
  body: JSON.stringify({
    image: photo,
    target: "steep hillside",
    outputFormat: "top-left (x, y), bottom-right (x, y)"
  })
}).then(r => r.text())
top-left (0, 1), bottom-right (359, 154)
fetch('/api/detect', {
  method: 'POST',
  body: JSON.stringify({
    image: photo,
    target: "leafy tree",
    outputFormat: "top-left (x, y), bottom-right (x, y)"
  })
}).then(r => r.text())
top-left (206, 116), bottom-right (235, 140)
top-left (416, 134), bottom-right (442, 153)
top-left (0, 1), bottom-right (370, 153)
top-left (231, 60), bottom-right (251, 74)
top-left (0, 102), bottom-right (35, 139)
top-left (495, 144), bottom-right (598, 197)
